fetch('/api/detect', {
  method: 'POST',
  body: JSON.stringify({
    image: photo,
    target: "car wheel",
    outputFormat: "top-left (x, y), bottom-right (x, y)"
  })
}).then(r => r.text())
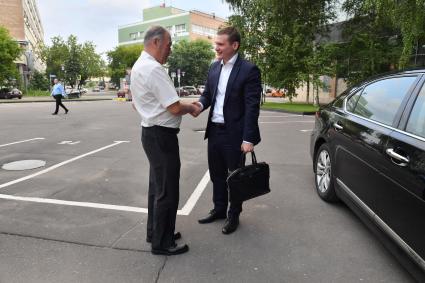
top-left (314, 143), bottom-right (338, 202)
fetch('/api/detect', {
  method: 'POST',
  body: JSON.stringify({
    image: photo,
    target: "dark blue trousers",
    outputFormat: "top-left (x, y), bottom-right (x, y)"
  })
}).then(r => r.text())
top-left (207, 123), bottom-right (243, 217)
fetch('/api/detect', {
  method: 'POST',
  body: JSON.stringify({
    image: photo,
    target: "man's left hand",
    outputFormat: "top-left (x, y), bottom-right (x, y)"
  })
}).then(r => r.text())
top-left (241, 142), bottom-right (254, 153)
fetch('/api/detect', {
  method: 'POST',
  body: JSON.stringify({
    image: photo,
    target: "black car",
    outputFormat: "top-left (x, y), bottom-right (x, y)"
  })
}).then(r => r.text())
top-left (310, 69), bottom-right (425, 281)
top-left (0, 88), bottom-right (22, 99)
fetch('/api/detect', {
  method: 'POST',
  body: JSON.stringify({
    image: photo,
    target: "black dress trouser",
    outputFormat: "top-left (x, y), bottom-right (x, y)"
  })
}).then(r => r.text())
top-left (207, 124), bottom-right (243, 217)
top-left (141, 125), bottom-right (180, 250)
top-left (53, 94), bottom-right (68, 113)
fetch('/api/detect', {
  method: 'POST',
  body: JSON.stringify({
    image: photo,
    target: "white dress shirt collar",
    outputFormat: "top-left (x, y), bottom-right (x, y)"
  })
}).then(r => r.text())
top-left (220, 53), bottom-right (238, 66)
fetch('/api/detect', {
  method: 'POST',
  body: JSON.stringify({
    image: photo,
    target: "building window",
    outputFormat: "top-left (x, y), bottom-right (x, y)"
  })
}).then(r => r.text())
top-left (130, 32), bottom-right (137, 40)
top-left (175, 24), bottom-right (186, 35)
top-left (192, 24), bottom-right (217, 37)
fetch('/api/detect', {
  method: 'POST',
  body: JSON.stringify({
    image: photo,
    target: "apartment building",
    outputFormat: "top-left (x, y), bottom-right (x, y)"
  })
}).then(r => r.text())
top-left (118, 5), bottom-right (226, 46)
top-left (0, 0), bottom-right (45, 82)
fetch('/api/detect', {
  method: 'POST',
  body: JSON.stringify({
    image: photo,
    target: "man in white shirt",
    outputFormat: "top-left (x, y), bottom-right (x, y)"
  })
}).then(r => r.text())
top-left (131, 26), bottom-right (197, 255)
top-left (194, 27), bottom-right (262, 234)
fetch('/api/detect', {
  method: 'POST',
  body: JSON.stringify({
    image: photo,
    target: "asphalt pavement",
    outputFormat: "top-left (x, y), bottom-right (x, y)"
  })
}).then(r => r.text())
top-left (0, 99), bottom-right (416, 282)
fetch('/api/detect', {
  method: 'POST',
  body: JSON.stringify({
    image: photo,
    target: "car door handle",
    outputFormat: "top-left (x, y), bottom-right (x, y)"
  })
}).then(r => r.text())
top-left (386, 148), bottom-right (410, 165)
top-left (333, 123), bottom-right (343, 131)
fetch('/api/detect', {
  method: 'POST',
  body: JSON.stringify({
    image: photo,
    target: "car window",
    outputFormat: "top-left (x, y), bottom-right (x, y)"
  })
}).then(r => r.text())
top-left (406, 83), bottom-right (425, 138)
top-left (350, 76), bottom-right (417, 126)
top-left (346, 89), bottom-right (362, 112)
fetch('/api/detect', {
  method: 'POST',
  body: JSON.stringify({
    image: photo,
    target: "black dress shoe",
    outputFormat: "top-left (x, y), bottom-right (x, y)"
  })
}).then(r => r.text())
top-left (198, 209), bottom-right (227, 224)
top-left (146, 232), bottom-right (181, 243)
top-left (222, 216), bottom-right (239, 234)
top-left (65, 109), bottom-right (69, 114)
top-left (151, 243), bottom-right (189, 255)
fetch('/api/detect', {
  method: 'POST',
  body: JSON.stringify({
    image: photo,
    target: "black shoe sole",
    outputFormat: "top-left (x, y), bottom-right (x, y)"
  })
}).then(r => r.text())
top-left (198, 215), bottom-right (226, 224)
top-left (151, 244), bottom-right (189, 255)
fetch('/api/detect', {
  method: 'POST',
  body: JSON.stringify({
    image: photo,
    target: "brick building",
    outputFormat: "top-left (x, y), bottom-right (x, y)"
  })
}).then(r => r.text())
top-left (0, 0), bottom-right (45, 86)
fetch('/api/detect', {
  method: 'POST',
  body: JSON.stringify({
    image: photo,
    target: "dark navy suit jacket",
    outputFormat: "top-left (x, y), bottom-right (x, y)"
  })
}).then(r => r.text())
top-left (199, 55), bottom-right (262, 146)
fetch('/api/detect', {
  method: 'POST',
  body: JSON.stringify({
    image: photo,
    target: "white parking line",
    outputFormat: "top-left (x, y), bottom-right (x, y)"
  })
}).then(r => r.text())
top-left (179, 170), bottom-right (210, 215)
top-left (0, 138), bottom-right (45, 148)
top-left (300, 129), bottom-right (313, 132)
top-left (0, 169), bottom-right (211, 216)
top-left (0, 194), bottom-right (149, 213)
top-left (0, 141), bottom-right (129, 190)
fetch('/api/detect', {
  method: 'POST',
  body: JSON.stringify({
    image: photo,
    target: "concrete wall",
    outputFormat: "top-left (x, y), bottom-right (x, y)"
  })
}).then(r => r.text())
top-left (292, 76), bottom-right (348, 104)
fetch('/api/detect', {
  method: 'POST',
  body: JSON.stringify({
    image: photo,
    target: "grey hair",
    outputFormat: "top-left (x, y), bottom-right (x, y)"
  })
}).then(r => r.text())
top-left (144, 26), bottom-right (168, 45)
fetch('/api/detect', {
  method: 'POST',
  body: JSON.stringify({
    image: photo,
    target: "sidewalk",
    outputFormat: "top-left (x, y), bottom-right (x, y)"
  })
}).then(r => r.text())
top-left (0, 94), bottom-right (116, 104)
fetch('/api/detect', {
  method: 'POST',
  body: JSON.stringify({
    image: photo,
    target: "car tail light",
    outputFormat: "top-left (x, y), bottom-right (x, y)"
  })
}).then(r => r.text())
top-left (315, 111), bottom-right (320, 119)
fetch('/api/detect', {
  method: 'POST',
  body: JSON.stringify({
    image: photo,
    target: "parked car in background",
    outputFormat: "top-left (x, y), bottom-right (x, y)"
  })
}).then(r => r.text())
top-left (197, 85), bottom-right (205, 94)
top-left (310, 69), bottom-right (425, 281)
top-left (176, 87), bottom-right (189, 97)
top-left (271, 88), bottom-right (285, 97)
top-left (117, 90), bottom-right (126, 98)
top-left (65, 88), bottom-right (82, 99)
top-left (93, 86), bottom-right (100, 92)
top-left (182, 85), bottom-right (199, 95)
top-left (0, 88), bottom-right (22, 99)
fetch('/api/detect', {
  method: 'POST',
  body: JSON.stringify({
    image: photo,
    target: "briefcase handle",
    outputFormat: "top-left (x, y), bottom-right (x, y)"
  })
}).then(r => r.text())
top-left (239, 151), bottom-right (258, 167)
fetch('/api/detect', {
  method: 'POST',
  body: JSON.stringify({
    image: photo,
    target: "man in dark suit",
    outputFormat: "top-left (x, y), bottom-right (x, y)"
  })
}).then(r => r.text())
top-left (192, 26), bottom-right (262, 234)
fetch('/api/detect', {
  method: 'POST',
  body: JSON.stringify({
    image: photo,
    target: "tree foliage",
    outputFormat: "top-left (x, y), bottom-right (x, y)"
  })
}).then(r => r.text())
top-left (40, 35), bottom-right (105, 88)
top-left (29, 70), bottom-right (50, 90)
top-left (225, 0), bottom-right (425, 96)
top-left (107, 44), bottom-right (144, 86)
top-left (226, 0), bottom-right (336, 100)
top-left (0, 26), bottom-right (22, 86)
top-left (167, 39), bottom-right (215, 86)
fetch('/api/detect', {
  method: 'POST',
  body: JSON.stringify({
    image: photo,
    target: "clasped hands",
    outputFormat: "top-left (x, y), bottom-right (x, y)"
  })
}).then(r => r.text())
top-left (190, 102), bottom-right (202, 117)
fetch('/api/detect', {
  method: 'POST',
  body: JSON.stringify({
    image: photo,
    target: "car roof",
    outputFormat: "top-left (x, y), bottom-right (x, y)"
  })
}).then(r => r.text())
top-left (359, 68), bottom-right (425, 86)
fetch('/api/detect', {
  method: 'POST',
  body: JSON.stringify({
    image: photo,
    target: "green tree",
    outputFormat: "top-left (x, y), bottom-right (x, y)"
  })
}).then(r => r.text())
top-left (29, 70), bottom-right (50, 90)
top-left (0, 26), bottom-right (22, 86)
top-left (167, 39), bottom-right (215, 86)
top-left (80, 42), bottom-right (105, 86)
top-left (107, 44), bottom-right (144, 86)
top-left (226, 0), bottom-right (336, 101)
top-left (40, 35), bottom-right (104, 88)
top-left (364, 0), bottom-right (425, 68)
top-left (64, 35), bottom-right (82, 88)
top-left (325, 1), bottom-right (404, 85)
top-left (40, 36), bottom-right (68, 81)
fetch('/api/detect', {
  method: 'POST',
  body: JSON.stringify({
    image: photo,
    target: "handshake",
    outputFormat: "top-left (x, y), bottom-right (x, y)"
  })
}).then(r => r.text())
top-left (189, 101), bottom-right (202, 117)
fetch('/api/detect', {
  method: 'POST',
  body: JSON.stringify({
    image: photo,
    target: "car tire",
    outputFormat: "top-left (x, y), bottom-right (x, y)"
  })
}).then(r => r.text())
top-left (314, 143), bottom-right (338, 202)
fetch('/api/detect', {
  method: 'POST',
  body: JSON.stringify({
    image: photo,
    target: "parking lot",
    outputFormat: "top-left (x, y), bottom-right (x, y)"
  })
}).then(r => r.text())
top-left (0, 100), bottom-right (415, 282)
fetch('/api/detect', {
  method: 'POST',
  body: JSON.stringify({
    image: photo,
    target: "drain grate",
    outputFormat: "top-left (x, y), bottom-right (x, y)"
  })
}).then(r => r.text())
top-left (2, 160), bottom-right (46, 171)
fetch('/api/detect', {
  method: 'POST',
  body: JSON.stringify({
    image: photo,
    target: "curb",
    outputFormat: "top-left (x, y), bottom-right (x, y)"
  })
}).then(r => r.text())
top-left (0, 98), bottom-right (113, 104)
top-left (260, 107), bottom-right (317, 115)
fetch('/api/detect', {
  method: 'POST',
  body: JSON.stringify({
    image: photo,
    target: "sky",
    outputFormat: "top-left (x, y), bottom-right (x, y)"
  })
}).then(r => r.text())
top-left (37, 0), bottom-right (233, 60)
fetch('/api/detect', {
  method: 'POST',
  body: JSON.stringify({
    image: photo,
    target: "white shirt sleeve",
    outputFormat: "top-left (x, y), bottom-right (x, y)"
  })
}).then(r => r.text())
top-left (150, 66), bottom-right (180, 108)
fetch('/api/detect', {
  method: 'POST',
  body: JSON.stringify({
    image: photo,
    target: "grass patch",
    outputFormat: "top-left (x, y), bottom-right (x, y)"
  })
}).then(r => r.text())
top-left (26, 90), bottom-right (50, 97)
top-left (261, 102), bottom-right (319, 113)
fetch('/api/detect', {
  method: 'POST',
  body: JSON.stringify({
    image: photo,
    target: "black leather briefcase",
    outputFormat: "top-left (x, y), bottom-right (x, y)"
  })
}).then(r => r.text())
top-left (227, 151), bottom-right (270, 202)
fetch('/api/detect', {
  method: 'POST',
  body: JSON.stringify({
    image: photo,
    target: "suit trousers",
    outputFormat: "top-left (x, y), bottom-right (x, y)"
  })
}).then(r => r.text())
top-left (53, 94), bottom-right (68, 114)
top-left (141, 126), bottom-right (180, 250)
top-left (208, 123), bottom-right (243, 217)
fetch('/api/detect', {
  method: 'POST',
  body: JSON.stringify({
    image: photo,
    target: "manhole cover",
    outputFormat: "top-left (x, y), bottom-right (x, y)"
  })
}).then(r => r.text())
top-left (2, 160), bottom-right (46, 171)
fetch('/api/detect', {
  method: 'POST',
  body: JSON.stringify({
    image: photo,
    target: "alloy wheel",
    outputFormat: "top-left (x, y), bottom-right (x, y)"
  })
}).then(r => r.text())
top-left (316, 150), bottom-right (331, 193)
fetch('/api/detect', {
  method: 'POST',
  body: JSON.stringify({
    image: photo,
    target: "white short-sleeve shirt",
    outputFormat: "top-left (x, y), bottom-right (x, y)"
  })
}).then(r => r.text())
top-left (130, 51), bottom-right (181, 128)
